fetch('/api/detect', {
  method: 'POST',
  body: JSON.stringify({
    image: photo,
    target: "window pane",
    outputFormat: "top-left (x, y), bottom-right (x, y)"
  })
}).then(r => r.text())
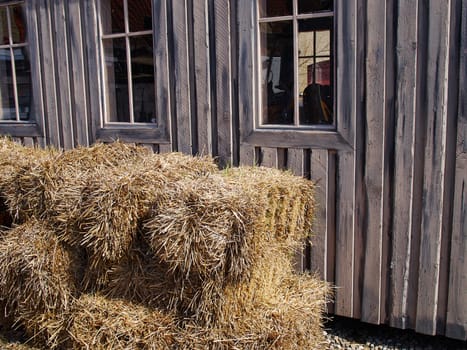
top-left (298, 18), bottom-right (333, 125)
top-left (1, 7), bottom-right (8, 45)
top-left (14, 47), bottom-right (32, 121)
top-left (130, 35), bottom-right (155, 123)
top-left (258, 0), bottom-right (292, 18)
top-left (11, 5), bottom-right (27, 44)
top-left (0, 48), bottom-right (16, 120)
top-left (298, 0), bottom-right (333, 14)
top-left (128, 0), bottom-right (152, 32)
top-left (101, 0), bottom-right (125, 34)
top-left (260, 21), bottom-right (294, 125)
top-left (103, 37), bottom-right (130, 122)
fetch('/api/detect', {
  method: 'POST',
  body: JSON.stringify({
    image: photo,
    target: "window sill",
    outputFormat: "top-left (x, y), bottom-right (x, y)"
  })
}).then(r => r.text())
top-left (243, 129), bottom-right (352, 151)
top-left (96, 125), bottom-right (170, 144)
top-left (0, 122), bottom-right (42, 138)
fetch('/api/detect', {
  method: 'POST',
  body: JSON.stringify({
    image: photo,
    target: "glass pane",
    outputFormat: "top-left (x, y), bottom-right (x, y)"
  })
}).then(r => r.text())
top-left (101, 0), bottom-right (125, 34)
top-left (103, 37), bottom-right (130, 122)
top-left (298, 0), bottom-right (333, 14)
top-left (0, 7), bottom-right (8, 45)
top-left (0, 48), bottom-right (16, 120)
top-left (14, 47), bottom-right (32, 121)
top-left (128, 0), bottom-right (152, 32)
top-left (258, 0), bottom-right (292, 18)
top-left (130, 35), bottom-right (155, 123)
top-left (298, 18), bottom-right (333, 125)
top-left (260, 21), bottom-right (294, 125)
top-left (11, 5), bottom-right (27, 44)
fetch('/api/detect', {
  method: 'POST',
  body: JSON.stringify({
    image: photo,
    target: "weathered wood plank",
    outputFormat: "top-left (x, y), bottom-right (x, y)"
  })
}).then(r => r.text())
top-left (212, 0), bottom-right (233, 166)
top-left (445, 0), bottom-right (466, 340)
top-left (334, 0), bottom-right (364, 319)
top-left (244, 130), bottom-right (352, 151)
top-left (158, 143), bottom-right (172, 154)
top-left (192, 0), bottom-right (212, 156)
top-left (171, 0), bottom-right (192, 154)
top-left (389, 0), bottom-right (421, 330)
top-left (259, 147), bottom-right (277, 168)
top-left (82, 0), bottom-right (100, 144)
top-left (36, 0), bottom-right (60, 147)
top-left (361, 0), bottom-right (394, 325)
top-left (67, 0), bottom-right (89, 146)
top-left (416, 0), bottom-right (458, 335)
top-left (237, 0), bottom-right (255, 167)
top-left (27, 0), bottom-right (46, 138)
top-left (153, 0), bottom-right (171, 144)
top-left (52, 0), bottom-right (74, 149)
top-left (309, 149), bottom-right (328, 279)
top-left (287, 148), bottom-right (307, 272)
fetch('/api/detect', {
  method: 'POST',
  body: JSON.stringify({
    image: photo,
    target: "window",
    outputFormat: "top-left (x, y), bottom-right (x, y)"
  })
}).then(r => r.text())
top-left (100, 0), bottom-right (156, 124)
top-left (258, 0), bottom-right (333, 127)
top-left (0, 2), bottom-right (32, 123)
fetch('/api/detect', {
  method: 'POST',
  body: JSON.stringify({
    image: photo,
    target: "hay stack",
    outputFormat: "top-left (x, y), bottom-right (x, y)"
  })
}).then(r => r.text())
top-left (65, 294), bottom-right (178, 350)
top-left (0, 220), bottom-right (82, 324)
top-left (0, 138), bottom-right (57, 223)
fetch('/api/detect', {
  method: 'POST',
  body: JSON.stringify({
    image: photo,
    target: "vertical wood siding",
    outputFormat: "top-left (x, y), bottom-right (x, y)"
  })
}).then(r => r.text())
top-left (6, 0), bottom-right (465, 340)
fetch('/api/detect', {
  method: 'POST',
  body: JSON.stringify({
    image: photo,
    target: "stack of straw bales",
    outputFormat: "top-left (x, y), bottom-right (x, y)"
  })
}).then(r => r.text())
top-left (0, 137), bottom-right (330, 349)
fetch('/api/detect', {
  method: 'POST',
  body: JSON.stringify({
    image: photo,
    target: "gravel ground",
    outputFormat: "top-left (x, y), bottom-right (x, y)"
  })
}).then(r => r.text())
top-left (324, 316), bottom-right (467, 350)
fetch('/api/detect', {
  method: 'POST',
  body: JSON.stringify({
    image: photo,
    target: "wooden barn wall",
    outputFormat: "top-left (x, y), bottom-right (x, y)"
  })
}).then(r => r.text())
top-left (6, 0), bottom-right (465, 340)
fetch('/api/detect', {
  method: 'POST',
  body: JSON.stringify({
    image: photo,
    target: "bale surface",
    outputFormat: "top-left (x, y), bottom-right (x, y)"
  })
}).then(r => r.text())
top-left (65, 294), bottom-right (178, 350)
top-left (0, 220), bottom-right (82, 323)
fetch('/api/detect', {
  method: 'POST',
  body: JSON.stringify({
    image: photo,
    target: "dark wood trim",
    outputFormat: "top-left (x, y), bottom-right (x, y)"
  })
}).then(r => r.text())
top-left (0, 123), bottom-right (43, 137)
top-left (96, 126), bottom-right (170, 143)
top-left (243, 129), bottom-right (352, 151)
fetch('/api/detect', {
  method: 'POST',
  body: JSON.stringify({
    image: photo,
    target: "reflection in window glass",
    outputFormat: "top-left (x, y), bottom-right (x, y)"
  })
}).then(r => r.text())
top-left (14, 47), bottom-right (31, 120)
top-left (101, 0), bottom-right (155, 124)
top-left (298, 0), bottom-right (333, 14)
top-left (128, 0), bottom-right (152, 32)
top-left (260, 21), bottom-right (294, 125)
top-left (11, 5), bottom-right (27, 44)
top-left (130, 35), bottom-right (155, 123)
top-left (103, 38), bottom-right (130, 122)
top-left (298, 18), bottom-right (333, 125)
top-left (259, 2), bottom-right (333, 127)
top-left (0, 3), bottom-right (33, 122)
top-left (0, 8), bottom-right (8, 45)
top-left (101, 0), bottom-right (125, 34)
top-left (258, 0), bottom-right (293, 18)
top-left (0, 48), bottom-right (16, 120)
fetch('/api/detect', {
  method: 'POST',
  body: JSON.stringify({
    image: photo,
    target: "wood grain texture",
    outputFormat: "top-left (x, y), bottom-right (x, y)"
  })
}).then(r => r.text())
top-left (287, 148), bottom-right (307, 272)
top-left (389, 0), bottom-right (420, 330)
top-left (309, 149), bottom-right (328, 279)
top-left (37, 0), bottom-right (60, 147)
top-left (445, 0), bottom-right (466, 340)
top-left (171, 0), bottom-right (192, 154)
top-left (361, 0), bottom-right (394, 325)
top-left (192, 0), bottom-right (212, 156)
top-left (67, 0), bottom-right (89, 146)
top-left (415, 0), bottom-right (458, 335)
top-left (52, 0), bottom-right (74, 149)
top-left (212, 0), bottom-right (233, 166)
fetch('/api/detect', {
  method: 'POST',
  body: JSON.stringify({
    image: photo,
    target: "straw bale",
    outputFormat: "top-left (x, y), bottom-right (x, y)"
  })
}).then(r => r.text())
top-left (221, 166), bottom-right (315, 245)
top-left (0, 139), bottom-right (57, 223)
top-left (65, 294), bottom-right (178, 350)
top-left (0, 220), bottom-right (82, 322)
top-left (144, 174), bottom-right (261, 284)
top-left (180, 274), bottom-right (330, 350)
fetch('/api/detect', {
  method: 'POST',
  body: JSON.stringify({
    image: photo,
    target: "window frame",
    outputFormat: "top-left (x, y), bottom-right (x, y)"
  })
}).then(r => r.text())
top-left (257, 3), bottom-right (335, 129)
top-left (0, 0), bottom-right (44, 138)
top-left (94, 0), bottom-right (171, 144)
top-left (238, 0), bottom-right (357, 151)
